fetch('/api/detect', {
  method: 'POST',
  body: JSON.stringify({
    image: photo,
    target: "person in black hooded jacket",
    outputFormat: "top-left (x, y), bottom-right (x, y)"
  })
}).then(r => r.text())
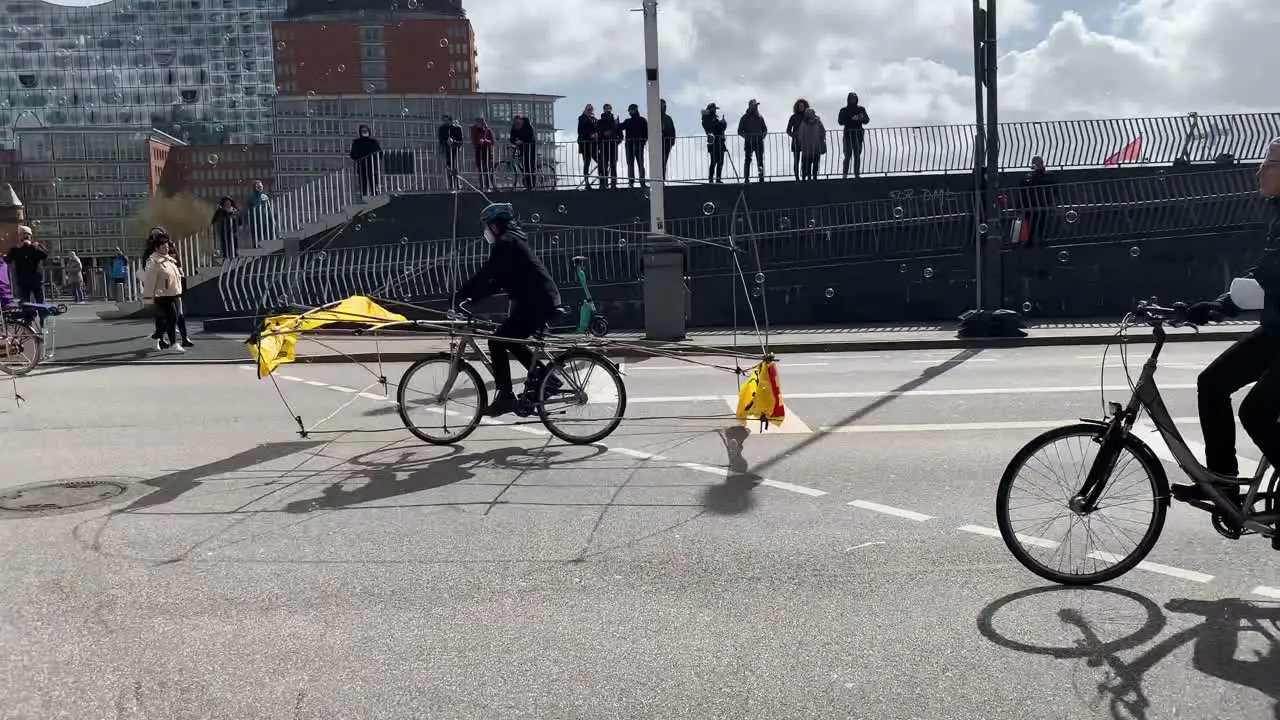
top-left (785, 98), bottom-right (809, 181)
top-left (619, 103), bottom-right (648, 187)
top-left (437, 115), bottom-right (464, 187)
top-left (701, 103), bottom-right (727, 183)
top-left (349, 124), bottom-right (381, 197)
top-left (1179, 136), bottom-right (1280, 504)
top-left (737, 99), bottom-right (767, 183)
top-left (596, 104), bottom-right (621, 189)
top-left (837, 92), bottom-right (870, 178)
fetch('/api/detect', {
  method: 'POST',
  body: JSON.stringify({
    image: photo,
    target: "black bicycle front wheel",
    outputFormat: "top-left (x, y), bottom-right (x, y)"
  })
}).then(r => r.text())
top-left (537, 349), bottom-right (626, 444)
top-left (397, 354), bottom-right (487, 445)
top-left (996, 423), bottom-right (1167, 586)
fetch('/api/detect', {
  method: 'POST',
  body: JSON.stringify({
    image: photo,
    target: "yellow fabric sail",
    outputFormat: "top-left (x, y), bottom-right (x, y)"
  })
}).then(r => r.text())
top-left (735, 360), bottom-right (785, 428)
top-left (247, 296), bottom-right (407, 376)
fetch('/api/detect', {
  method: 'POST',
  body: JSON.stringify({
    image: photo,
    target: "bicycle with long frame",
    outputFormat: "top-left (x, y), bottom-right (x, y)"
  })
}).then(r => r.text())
top-left (995, 299), bottom-right (1280, 585)
top-left (396, 301), bottom-right (626, 445)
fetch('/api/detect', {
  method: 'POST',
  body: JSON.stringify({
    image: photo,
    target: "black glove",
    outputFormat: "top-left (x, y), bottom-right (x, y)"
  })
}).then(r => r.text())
top-left (1185, 300), bottom-right (1226, 325)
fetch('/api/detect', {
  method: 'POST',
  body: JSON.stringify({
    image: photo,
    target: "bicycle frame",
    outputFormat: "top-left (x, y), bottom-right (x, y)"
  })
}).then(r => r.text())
top-left (1077, 321), bottom-right (1279, 535)
top-left (432, 320), bottom-right (554, 403)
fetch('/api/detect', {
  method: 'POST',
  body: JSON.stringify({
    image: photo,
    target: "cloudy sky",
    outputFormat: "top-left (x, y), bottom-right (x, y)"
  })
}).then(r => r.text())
top-left (466, 0), bottom-right (1277, 139)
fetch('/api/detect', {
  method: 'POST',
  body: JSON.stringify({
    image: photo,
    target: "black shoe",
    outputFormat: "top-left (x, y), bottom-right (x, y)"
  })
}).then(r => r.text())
top-left (484, 391), bottom-right (518, 417)
top-left (181, 339), bottom-right (195, 348)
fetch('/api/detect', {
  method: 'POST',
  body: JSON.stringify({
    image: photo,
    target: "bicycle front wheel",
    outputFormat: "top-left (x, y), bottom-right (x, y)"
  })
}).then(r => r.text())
top-left (996, 423), bottom-right (1167, 585)
top-left (0, 322), bottom-right (42, 376)
top-left (537, 349), bottom-right (626, 444)
top-left (397, 354), bottom-right (487, 445)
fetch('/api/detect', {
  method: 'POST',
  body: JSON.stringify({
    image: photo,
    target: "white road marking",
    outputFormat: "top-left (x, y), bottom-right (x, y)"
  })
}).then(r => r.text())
top-left (957, 524), bottom-right (1060, 549)
top-left (760, 479), bottom-right (827, 497)
top-left (1251, 586), bottom-right (1280, 599)
top-left (1087, 551), bottom-right (1214, 583)
top-left (1129, 419), bottom-right (1260, 478)
top-left (912, 358), bottom-right (996, 363)
top-left (303, 380), bottom-right (327, 387)
top-left (722, 397), bottom-right (812, 434)
top-left (627, 362), bottom-right (829, 372)
top-left (358, 392), bottom-right (389, 401)
top-left (627, 383), bottom-right (1199, 404)
top-left (327, 385), bottom-right (356, 393)
top-left (848, 500), bottom-right (932, 521)
top-left (820, 416), bottom-right (1215, 434)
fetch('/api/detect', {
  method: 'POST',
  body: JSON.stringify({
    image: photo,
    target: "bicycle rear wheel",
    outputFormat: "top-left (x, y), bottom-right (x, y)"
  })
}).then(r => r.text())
top-left (996, 423), bottom-right (1167, 585)
top-left (537, 349), bottom-right (625, 444)
top-left (397, 354), bottom-right (487, 445)
top-left (0, 321), bottom-right (42, 376)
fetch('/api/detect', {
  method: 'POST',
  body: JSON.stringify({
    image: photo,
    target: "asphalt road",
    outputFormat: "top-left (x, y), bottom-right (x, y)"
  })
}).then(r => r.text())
top-left (2, 344), bottom-right (1278, 719)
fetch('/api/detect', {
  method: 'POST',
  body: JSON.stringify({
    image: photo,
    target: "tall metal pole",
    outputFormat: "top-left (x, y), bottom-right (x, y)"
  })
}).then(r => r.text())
top-left (971, 0), bottom-right (986, 311)
top-left (641, 0), bottom-right (665, 236)
top-left (639, 0), bottom-right (684, 340)
top-left (981, 0), bottom-right (1002, 312)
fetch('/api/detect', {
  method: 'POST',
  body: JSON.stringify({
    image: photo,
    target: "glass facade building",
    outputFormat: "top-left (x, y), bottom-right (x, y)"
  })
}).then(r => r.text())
top-left (270, 92), bottom-right (558, 191)
top-left (15, 126), bottom-right (180, 257)
top-left (0, 0), bottom-right (287, 148)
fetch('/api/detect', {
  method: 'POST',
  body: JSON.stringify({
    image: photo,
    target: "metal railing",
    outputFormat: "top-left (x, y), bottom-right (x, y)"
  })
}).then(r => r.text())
top-left (215, 167), bottom-right (1267, 314)
top-left (176, 111), bottom-right (1280, 290)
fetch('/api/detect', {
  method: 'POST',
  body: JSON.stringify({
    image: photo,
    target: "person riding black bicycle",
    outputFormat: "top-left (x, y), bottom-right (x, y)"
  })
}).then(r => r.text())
top-left (1181, 136), bottom-right (1280, 504)
top-left (452, 202), bottom-right (562, 417)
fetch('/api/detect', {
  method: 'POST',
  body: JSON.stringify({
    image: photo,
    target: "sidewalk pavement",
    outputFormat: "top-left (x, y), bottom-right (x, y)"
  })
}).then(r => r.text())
top-left (38, 314), bottom-right (1261, 367)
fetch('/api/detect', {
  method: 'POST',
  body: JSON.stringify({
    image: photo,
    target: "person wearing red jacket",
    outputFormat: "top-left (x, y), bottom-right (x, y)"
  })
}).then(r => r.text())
top-left (471, 117), bottom-right (496, 190)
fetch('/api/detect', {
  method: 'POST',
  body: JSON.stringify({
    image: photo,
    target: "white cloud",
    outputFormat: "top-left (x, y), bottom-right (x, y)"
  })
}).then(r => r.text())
top-left (467, 0), bottom-right (1280, 137)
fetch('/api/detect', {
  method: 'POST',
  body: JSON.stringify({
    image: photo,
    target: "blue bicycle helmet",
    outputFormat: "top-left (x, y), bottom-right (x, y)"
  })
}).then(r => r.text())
top-left (479, 202), bottom-right (514, 225)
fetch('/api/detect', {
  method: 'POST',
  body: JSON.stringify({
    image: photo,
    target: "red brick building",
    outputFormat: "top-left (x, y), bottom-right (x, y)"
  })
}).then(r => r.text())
top-left (273, 0), bottom-right (477, 96)
top-left (158, 144), bottom-right (275, 205)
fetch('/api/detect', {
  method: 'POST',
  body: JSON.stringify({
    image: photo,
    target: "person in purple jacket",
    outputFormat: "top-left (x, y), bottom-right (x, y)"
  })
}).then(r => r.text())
top-left (0, 255), bottom-right (13, 306)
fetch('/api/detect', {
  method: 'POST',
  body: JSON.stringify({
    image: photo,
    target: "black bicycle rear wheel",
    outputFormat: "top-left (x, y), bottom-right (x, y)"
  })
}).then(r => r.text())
top-left (996, 423), bottom-right (1167, 585)
top-left (537, 349), bottom-right (625, 444)
top-left (0, 322), bottom-right (42, 376)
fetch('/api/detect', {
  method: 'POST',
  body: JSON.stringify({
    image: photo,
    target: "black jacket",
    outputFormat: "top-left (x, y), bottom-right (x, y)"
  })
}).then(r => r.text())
top-left (4, 244), bottom-right (46, 285)
top-left (1221, 200), bottom-right (1280, 329)
top-left (510, 121), bottom-right (536, 146)
top-left (737, 110), bottom-right (767, 144)
top-left (437, 123), bottom-right (463, 147)
top-left (454, 224), bottom-right (561, 310)
top-left (349, 135), bottom-right (381, 162)
top-left (597, 111), bottom-right (622, 144)
top-left (620, 114), bottom-right (648, 143)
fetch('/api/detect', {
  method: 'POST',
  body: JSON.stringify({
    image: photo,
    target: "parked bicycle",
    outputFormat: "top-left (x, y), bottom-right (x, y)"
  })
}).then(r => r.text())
top-left (396, 301), bottom-right (626, 445)
top-left (0, 302), bottom-right (66, 376)
top-left (491, 144), bottom-right (558, 191)
top-left (996, 299), bottom-right (1279, 585)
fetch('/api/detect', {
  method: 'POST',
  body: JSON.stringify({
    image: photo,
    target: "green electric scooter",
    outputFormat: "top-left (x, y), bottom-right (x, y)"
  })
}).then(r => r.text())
top-left (560, 255), bottom-right (608, 337)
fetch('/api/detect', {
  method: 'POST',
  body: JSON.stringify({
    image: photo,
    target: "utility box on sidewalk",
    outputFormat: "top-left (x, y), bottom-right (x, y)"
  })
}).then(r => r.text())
top-left (642, 243), bottom-right (686, 341)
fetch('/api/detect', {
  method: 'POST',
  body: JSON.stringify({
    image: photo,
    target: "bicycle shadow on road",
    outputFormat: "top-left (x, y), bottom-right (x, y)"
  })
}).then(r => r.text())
top-left (977, 585), bottom-right (1280, 720)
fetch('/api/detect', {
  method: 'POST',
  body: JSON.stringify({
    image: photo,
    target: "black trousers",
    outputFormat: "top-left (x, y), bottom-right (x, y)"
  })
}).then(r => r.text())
top-left (489, 304), bottom-right (558, 394)
top-left (842, 131), bottom-right (864, 177)
top-left (1198, 327), bottom-right (1280, 476)
top-left (13, 279), bottom-right (42, 304)
top-left (625, 139), bottom-right (646, 184)
top-left (153, 296), bottom-right (180, 346)
top-left (152, 296), bottom-right (189, 341)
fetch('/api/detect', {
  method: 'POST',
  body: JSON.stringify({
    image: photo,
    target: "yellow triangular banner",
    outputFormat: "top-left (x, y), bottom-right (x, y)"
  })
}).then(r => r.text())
top-left (247, 296), bottom-right (406, 377)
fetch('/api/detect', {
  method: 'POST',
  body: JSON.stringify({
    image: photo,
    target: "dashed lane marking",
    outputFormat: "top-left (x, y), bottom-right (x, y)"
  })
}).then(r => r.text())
top-left (958, 524), bottom-right (1059, 549)
top-left (1087, 551), bottom-right (1215, 583)
top-left (627, 362), bottom-right (830, 372)
top-left (721, 397), bottom-right (812, 434)
top-left (624, 383), bottom-right (1200, 404)
top-left (848, 500), bottom-right (932, 521)
top-left (1251, 586), bottom-right (1280, 599)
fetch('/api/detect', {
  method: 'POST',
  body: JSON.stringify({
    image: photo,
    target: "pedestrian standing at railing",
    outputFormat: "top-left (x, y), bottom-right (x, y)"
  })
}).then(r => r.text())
top-left (349, 124), bottom-right (381, 198)
top-left (659, 99), bottom-right (676, 177)
top-left (701, 103), bottom-right (727, 184)
top-left (471, 117), bottom-right (496, 190)
top-left (786, 99), bottom-right (810, 181)
top-left (1015, 156), bottom-right (1057, 246)
top-left (243, 180), bottom-right (273, 249)
top-left (795, 107), bottom-right (827, 181)
top-left (577, 104), bottom-right (599, 190)
top-left (837, 92), bottom-right (870, 178)
top-left (510, 115), bottom-right (537, 191)
top-left (210, 196), bottom-right (239, 259)
top-left (597, 104), bottom-right (622, 189)
top-left (619, 103), bottom-right (648, 188)
top-left (737, 99), bottom-right (767, 183)
top-left (437, 115), bottom-right (464, 189)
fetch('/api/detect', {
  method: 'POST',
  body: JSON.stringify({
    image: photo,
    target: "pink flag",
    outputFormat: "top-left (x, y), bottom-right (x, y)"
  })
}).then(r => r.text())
top-left (1104, 136), bottom-right (1142, 165)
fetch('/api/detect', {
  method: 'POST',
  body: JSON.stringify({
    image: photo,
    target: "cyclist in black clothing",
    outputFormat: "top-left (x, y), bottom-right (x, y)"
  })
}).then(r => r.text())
top-left (453, 202), bottom-right (562, 417)
top-left (1183, 137), bottom-right (1280, 503)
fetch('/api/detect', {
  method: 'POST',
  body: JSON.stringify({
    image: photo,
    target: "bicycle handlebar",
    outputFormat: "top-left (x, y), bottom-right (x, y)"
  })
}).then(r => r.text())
top-left (1132, 299), bottom-right (1213, 328)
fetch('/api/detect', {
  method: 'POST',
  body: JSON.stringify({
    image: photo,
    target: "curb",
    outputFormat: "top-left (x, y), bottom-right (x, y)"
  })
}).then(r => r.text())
top-left (37, 326), bottom-right (1254, 367)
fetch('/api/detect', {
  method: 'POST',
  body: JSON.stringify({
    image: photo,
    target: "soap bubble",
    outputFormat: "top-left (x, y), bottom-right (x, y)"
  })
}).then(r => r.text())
top-left (557, 204), bottom-right (566, 213)
top-left (354, 224), bottom-right (361, 230)
top-left (400, 236), bottom-right (408, 244)
top-left (1129, 246), bottom-right (1141, 257)
top-left (1057, 250), bottom-right (1070, 263)
top-left (337, 64), bottom-right (345, 72)
top-left (923, 267), bottom-right (934, 278)
top-left (316, 251), bottom-right (327, 260)
top-left (754, 273), bottom-right (765, 284)
top-left (1065, 210), bottom-right (1079, 223)
top-left (899, 264), bottom-right (907, 273)
top-left (439, 38), bottom-right (448, 47)
top-left (778, 217), bottom-right (791, 230)
top-left (893, 207), bottom-right (904, 218)
top-left (751, 287), bottom-right (762, 298)
top-left (407, 0), bottom-right (419, 7)
top-left (701, 202), bottom-right (715, 215)
top-left (618, 236), bottom-right (627, 246)
top-left (824, 288), bottom-right (835, 298)
top-left (530, 213), bottom-right (541, 223)
top-left (977, 223), bottom-right (988, 234)
top-left (206, 153), bottom-right (218, 164)
top-left (550, 235), bottom-right (559, 245)
top-left (275, 41), bottom-right (285, 50)
top-left (1021, 301), bottom-right (1033, 313)
top-left (426, 61), bottom-right (434, 69)
top-left (807, 218), bottom-right (816, 228)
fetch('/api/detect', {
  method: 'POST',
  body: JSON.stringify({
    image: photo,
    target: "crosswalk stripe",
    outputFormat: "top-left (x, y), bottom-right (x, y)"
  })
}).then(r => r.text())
top-left (722, 397), bottom-right (812, 434)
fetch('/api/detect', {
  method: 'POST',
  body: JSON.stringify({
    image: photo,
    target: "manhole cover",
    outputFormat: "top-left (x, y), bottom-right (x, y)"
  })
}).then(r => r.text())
top-left (0, 477), bottom-right (144, 518)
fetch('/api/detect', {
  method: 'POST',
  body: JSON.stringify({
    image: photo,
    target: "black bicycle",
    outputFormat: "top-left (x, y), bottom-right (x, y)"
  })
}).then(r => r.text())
top-left (996, 299), bottom-right (1280, 585)
top-left (396, 302), bottom-right (626, 446)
